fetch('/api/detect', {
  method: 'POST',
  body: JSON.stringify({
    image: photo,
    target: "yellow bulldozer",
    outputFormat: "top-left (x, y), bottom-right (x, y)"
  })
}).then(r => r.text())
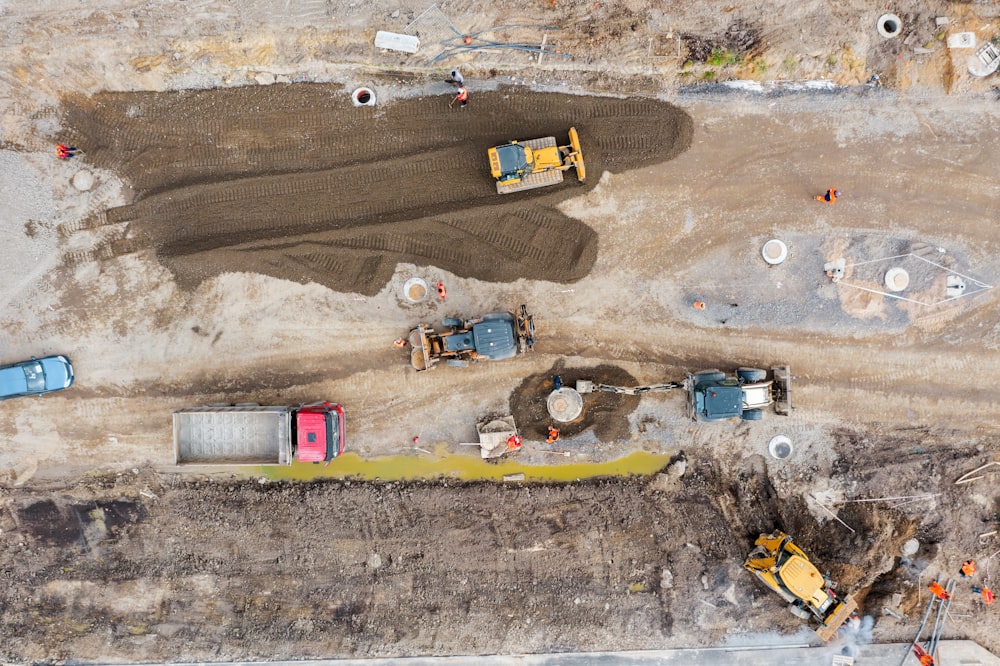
top-left (743, 530), bottom-right (859, 641)
top-left (487, 127), bottom-right (586, 194)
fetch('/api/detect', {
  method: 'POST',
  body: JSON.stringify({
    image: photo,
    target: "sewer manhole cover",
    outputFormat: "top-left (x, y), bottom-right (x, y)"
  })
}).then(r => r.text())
top-left (762, 239), bottom-right (788, 265)
top-left (402, 277), bottom-right (428, 303)
top-left (884, 267), bottom-right (909, 292)
top-left (768, 435), bottom-right (793, 460)
top-left (547, 388), bottom-right (583, 423)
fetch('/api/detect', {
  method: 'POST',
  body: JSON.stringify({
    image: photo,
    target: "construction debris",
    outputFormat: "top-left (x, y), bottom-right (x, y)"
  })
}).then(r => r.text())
top-left (955, 461), bottom-right (1000, 485)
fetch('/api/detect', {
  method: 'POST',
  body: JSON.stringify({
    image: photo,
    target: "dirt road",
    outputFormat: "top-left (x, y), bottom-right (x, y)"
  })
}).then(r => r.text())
top-left (1, 0), bottom-right (1000, 662)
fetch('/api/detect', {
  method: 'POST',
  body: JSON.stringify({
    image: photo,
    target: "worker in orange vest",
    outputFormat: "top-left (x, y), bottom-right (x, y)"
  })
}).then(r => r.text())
top-left (928, 580), bottom-right (951, 601)
top-left (506, 434), bottom-right (522, 451)
top-left (972, 585), bottom-right (995, 604)
top-left (56, 144), bottom-right (78, 159)
top-left (546, 425), bottom-right (560, 444)
top-left (960, 559), bottom-right (976, 577)
top-left (394, 337), bottom-right (408, 349)
top-left (815, 188), bottom-right (840, 204)
top-left (451, 87), bottom-right (469, 108)
top-left (436, 282), bottom-right (447, 299)
top-left (912, 645), bottom-right (934, 666)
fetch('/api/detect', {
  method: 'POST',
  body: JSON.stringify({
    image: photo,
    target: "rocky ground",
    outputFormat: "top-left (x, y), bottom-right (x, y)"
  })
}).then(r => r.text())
top-left (1, 0), bottom-right (999, 663)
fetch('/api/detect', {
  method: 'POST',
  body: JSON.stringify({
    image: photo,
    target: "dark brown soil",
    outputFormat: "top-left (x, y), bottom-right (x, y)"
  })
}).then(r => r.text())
top-left (3, 430), bottom-right (991, 662)
top-left (61, 86), bottom-right (693, 295)
top-left (509, 361), bottom-right (640, 441)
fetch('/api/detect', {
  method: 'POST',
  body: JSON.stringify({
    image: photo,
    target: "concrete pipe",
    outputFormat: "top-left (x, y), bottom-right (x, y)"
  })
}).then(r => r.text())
top-left (877, 14), bottom-right (902, 39)
top-left (352, 87), bottom-right (377, 107)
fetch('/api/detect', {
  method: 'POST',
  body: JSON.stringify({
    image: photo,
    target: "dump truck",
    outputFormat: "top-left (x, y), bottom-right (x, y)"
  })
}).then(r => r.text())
top-left (567, 365), bottom-right (791, 423)
top-left (487, 127), bottom-right (585, 194)
top-left (408, 304), bottom-right (535, 371)
top-left (687, 365), bottom-right (791, 422)
top-left (744, 530), bottom-right (859, 642)
top-left (173, 402), bottom-right (345, 465)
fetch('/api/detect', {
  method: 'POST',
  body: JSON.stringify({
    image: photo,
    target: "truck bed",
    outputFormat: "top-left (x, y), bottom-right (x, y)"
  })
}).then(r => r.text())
top-left (174, 406), bottom-right (292, 465)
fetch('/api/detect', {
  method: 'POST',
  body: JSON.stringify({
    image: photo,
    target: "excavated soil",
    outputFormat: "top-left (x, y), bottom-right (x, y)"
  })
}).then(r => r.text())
top-left (61, 87), bottom-right (693, 295)
top-left (509, 362), bottom-right (640, 441)
top-left (1, 429), bottom-right (991, 662)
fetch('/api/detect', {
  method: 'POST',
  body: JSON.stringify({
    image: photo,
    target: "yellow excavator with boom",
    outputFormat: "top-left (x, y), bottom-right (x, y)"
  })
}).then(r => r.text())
top-left (487, 127), bottom-right (585, 194)
top-left (743, 531), bottom-right (859, 641)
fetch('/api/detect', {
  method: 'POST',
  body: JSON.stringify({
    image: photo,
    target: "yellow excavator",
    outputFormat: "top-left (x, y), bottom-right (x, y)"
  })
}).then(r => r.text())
top-left (743, 531), bottom-right (859, 641)
top-left (487, 127), bottom-right (585, 194)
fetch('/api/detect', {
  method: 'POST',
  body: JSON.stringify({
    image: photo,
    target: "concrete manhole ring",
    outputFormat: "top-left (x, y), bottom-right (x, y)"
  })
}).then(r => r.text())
top-left (877, 14), bottom-right (902, 39)
top-left (547, 388), bottom-right (583, 423)
top-left (768, 435), bottom-right (793, 460)
top-left (352, 87), bottom-right (376, 106)
top-left (71, 170), bottom-right (95, 192)
top-left (402, 277), bottom-right (428, 303)
top-left (884, 267), bottom-right (910, 292)
top-left (761, 239), bottom-right (788, 265)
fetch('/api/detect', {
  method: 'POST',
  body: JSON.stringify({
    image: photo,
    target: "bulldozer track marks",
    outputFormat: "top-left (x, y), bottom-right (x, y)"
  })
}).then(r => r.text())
top-left (59, 211), bottom-right (109, 236)
top-left (62, 88), bottom-right (693, 294)
top-left (64, 237), bottom-right (147, 266)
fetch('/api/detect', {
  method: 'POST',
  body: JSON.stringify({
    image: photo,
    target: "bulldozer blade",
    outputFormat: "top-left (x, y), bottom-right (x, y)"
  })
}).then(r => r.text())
top-left (814, 594), bottom-right (858, 642)
top-left (568, 126), bottom-right (586, 182)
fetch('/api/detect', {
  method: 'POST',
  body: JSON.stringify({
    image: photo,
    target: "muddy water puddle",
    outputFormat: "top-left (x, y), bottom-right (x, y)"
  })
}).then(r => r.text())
top-left (255, 449), bottom-right (670, 483)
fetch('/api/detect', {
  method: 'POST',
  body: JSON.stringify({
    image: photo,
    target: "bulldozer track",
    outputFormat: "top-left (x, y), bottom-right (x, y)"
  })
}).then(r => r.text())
top-left (62, 88), bottom-right (693, 295)
top-left (58, 211), bottom-right (109, 236)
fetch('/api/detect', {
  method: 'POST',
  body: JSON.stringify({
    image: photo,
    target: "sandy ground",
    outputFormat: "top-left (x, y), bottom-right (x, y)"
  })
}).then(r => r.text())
top-left (1, 0), bottom-right (1000, 662)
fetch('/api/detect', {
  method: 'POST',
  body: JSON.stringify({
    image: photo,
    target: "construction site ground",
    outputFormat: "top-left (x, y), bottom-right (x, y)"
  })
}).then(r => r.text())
top-left (1, 0), bottom-right (1000, 663)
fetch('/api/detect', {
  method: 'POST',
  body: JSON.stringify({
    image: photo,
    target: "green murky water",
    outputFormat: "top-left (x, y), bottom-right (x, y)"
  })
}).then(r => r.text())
top-left (254, 448), bottom-right (670, 483)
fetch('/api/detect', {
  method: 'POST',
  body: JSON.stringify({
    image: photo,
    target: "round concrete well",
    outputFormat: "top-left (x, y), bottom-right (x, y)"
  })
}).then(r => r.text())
top-left (884, 267), bottom-right (910, 292)
top-left (768, 435), bottom-right (793, 460)
top-left (547, 388), bottom-right (583, 423)
top-left (761, 239), bottom-right (788, 265)
top-left (402, 277), bottom-right (428, 303)
top-left (71, 170), bottom-right (95, 192)
top-left (352, 87), bottom-right (377, 107)
top-left (877, 14), bottom-right (902, 38)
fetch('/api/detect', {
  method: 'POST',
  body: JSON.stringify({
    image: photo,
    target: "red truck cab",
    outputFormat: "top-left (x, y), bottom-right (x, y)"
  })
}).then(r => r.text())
top-left (294, 402), bottom-right (346, 464)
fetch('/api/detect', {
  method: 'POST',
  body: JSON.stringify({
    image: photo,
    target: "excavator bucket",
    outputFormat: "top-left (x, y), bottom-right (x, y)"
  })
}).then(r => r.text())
top-left (409, 324), bottom-right (433, 371)
top-left (772, 365), bottom-right (792, 415)
top-left (815, 594), bottom-right (859, 642)
top-left (516, 304), bottom-right (536, 354)
top-left (567, 127), bottom-right (586, 182)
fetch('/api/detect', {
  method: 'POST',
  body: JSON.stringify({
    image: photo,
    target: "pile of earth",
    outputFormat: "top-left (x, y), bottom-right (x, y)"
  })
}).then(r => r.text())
top-left (61, 86), bottom-right (694, 295)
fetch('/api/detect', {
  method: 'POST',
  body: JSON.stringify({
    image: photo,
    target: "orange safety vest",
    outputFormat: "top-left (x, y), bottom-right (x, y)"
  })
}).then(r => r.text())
top-left (436, 282), bottom-right (447, 298)
top-left (456, 88), bottom-right (468, 102)
top-left (928, 581), bottom-right (950, 600)
top-left (506, 435), bottom-right (522, 451)
top-left (961, 560), bottom-right (976, 577)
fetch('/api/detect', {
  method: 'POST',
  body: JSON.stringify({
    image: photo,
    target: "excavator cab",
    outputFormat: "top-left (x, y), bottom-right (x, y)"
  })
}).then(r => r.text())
top-left (743, 531), bottom-right (858, 641)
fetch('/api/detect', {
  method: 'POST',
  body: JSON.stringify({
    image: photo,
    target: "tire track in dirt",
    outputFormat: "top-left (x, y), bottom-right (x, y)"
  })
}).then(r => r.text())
top-left (62, 87), bottom-right (693, 295)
